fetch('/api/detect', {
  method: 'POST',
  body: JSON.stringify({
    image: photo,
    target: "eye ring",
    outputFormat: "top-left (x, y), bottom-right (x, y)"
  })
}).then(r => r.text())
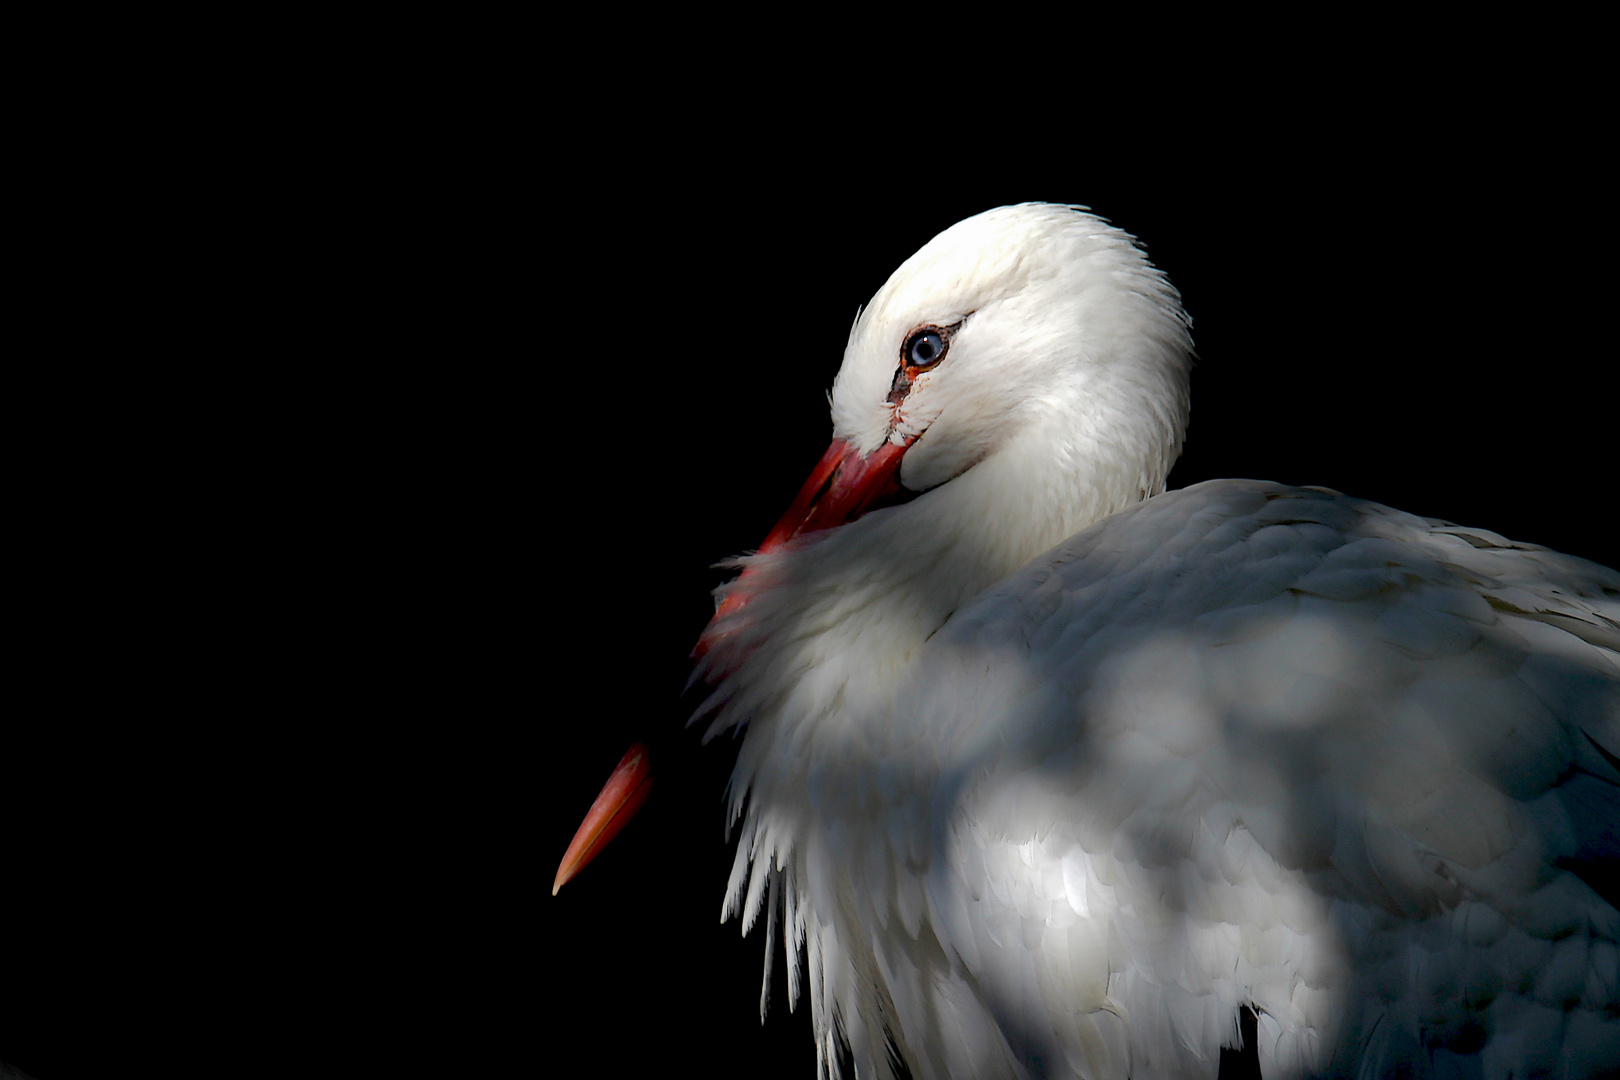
top-left (902, 326), bottom-right (949, 369)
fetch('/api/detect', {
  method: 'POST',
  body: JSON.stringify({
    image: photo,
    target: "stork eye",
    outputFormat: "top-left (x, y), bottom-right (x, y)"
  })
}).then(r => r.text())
top-left (904, 328), bottom-right (948, 368)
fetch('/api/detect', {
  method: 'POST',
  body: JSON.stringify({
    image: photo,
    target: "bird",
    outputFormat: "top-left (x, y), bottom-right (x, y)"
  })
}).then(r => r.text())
top-left (554, 204), bottom-right (1619, 1079)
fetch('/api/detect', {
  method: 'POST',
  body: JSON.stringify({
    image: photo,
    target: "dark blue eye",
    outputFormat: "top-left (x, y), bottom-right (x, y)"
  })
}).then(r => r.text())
top-left (905, 328), bottom-right (947, 367)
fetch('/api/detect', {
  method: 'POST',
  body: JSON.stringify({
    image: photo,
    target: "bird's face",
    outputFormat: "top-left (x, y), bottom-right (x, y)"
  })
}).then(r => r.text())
top-left (716, 205), bottom-right (1192, 574)
top-left (829, 204), bottom-right (1192, 497)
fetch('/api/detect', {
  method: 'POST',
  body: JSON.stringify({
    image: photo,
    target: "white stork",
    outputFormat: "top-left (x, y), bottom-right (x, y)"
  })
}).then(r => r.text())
top-left (555, 204), bottom-right (1619, 1079)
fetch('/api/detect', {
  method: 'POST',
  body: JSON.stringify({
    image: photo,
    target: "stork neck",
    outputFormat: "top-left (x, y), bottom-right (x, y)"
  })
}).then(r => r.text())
top-left (746, 433), bottom-right (1153, 717)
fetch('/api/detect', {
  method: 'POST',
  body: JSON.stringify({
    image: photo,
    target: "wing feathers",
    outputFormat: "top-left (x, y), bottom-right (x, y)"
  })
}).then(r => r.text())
top-left (729, 481), bottom-right (1619, 1078)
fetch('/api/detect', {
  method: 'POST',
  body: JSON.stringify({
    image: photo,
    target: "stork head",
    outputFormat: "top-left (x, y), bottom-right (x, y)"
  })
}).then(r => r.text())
top-left (749, 204), bottom-right (1195, 561)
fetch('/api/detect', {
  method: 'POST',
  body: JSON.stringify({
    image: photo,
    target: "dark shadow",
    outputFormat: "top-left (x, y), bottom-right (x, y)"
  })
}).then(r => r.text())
top-left (1218, 1005), bottom-right (1260, 1080)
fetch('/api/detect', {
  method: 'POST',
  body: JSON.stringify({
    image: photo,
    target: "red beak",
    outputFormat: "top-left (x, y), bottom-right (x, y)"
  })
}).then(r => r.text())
top-left (705, 437), bottom-right (912, 632)
top-left (552, 437), bottom-right (914, 893)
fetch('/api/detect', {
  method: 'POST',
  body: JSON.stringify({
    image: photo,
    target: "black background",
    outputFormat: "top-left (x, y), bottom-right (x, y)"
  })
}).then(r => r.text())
top-left (4, 65), bottom-right (1614, 1080)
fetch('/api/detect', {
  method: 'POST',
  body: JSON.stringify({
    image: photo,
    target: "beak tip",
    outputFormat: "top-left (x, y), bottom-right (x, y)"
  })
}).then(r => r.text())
top-left (552, 742), bottom-right (655, 897)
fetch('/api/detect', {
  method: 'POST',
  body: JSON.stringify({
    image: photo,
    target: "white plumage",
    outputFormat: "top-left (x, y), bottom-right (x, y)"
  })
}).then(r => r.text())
top-left (661, 205), bottom-right (1618, 1078)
